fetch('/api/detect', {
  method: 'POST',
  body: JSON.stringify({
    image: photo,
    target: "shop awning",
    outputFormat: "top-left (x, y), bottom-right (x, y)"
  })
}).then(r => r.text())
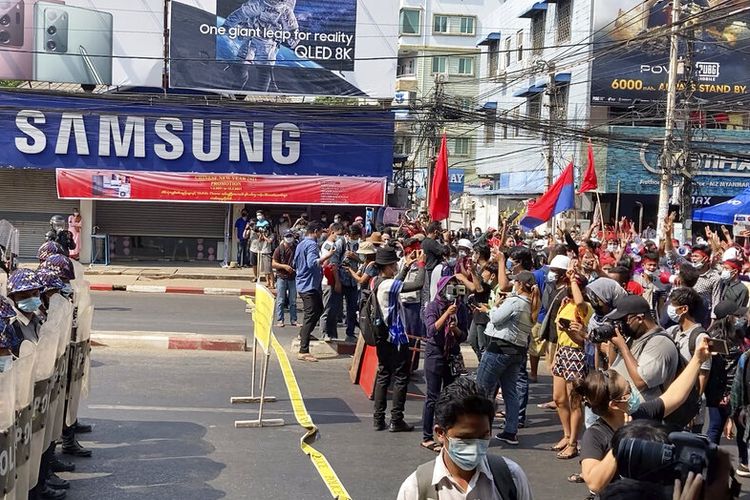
top-left (513, 85), bottom-right (545, 98)
top-left (56, 169), bottom-right (388, 207)
top-left (693, 186), bottom-right (750, 225)
top-left (537, 73), bottom-right (572, 88)
top-left (482, 101), bottom-right (498, 110)
top-left (519, 2), bottom-right (548, 18)
top-left (477, 32), bottom-right (502, 46)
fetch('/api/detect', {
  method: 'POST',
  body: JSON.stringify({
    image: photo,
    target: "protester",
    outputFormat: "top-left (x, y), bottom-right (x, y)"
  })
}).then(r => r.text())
top-left (720, 247), bottom-right (749, 309)
top-left (234, 209), bottom-right (249, 267)
top-left (467, 262), bottom-right (498, 363)
top-left (398, 377), bottom-right (533, 500)
top-left (272, 230), bottom-right (297, 327)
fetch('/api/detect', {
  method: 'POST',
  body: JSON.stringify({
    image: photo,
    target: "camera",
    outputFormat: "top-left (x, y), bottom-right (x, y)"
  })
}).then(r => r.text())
top-left (616, 432), bottom-right (717, 486)
top-left (446, 284), bottom-right (466, 297)
top-left (588, 321), bottom-right (617, 344)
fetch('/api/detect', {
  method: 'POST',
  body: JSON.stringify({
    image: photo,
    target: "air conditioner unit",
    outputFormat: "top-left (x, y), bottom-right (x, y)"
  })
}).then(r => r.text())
top-left (493, 69), bottom-right (507, 82)
top-left (435, 73), bottom-right (449, 83)
top-left (392, 90), bottom-right (416, 108)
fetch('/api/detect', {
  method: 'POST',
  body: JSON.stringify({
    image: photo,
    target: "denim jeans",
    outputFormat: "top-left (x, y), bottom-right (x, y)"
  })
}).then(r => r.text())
top-left (468, 320), bottom-right (489, 363)
top-left (324, 285), bottom-right (358, 338)
top-left (274, 277), bottom-right (297, 324)
top-left (237, 239), bottom-right (248, 267)
top-left (516, 353), bottom-right (529, 426)
top-left (422, 344), bottom-right (456, 441)
top-left (476, 349), bottom-right (525, 435)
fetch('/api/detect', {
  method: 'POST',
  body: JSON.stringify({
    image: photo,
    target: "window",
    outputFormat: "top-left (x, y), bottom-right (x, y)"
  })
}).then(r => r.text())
top-left (432, 14), bottom-right (476, 35)
top-left (556, 0), bottom-right (573, 43)
top-left (503, 37), bottom-right (511, 68)
top-left (400, 9), bottom-right (421, 35)
top-left (484, 109), bottom-right (497, 144)
top-left (457, 56), bottom-right (474, 76)
top-left (516, 30), bottom-right (524, 62)
top-left (394, 136), bottom-right (413, 155)
top-left (549, 83), bottom-right (570, 124)
top-left (488, 40), bottom-right (499, 76)
top-left (452, 137), bottom-right (470, 156)
top-left (531, 11), bottom-right (546, 55)
top-left (397, 57), bottom-right (416, 77)
top-left (527, 94), bottom-right (542, 122)
top-left (432, 56), bottom-right (447, 74)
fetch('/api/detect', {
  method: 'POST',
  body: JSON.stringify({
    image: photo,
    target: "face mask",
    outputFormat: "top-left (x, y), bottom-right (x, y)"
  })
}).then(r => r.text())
top-left (334, 218), bottom-right (341, 223)
top-left (736, 317), bottom-right (747, 330)
top-left (475, 231), bottom-right (481, 237)
top-left (17, 297), bottom-right (42, 313)
top-left (626, 385), bottom-right (642, 414)
top-left (446, 437), bottom-right (490, 471)
top-left (547, 271), bottom-right (558, 283)
top-left (284, 237), bottom-right (294, 245)
top-left (667, 304), bottom-right (682, 323)
top-left (506, 260), bottom-right (513, 272)
top-left (447, 257), bottom-right (457, 266)
top-left (607, 244), bottom-right (617, 253)
top-left (257, 215), bottom-right (264, 221)
top-left (691, 260), bottom-right (704, 269)
top-left (721, 270), bottom-right (733, 281)
top-left (321, 217), bottom-right (327, 222)
top-left (458, 251), bottom-right (468, 258)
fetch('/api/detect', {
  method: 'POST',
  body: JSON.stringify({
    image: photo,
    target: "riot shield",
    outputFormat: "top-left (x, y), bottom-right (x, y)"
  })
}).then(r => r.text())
top-left (0, 360), bottom-right (16, 500)
top-left (66, 304), bottom-right (91, 427)
top-left (28, 318), bottom-right (59, 489)
top-left (13, 343), bottom-right (34, 500)
top-left (49, 296), bottom-right (73, 443)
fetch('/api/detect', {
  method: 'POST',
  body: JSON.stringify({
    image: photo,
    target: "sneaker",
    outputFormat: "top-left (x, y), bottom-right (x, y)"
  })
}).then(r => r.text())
top-left (275, 322), bottom-right (285, 328)
top-left (736, 464), bottom-right (750, 478)
top-left (495, 431), bottom-right (519, 445)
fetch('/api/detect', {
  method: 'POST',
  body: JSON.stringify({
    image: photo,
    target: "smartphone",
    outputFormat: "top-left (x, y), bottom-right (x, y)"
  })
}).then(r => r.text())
top-left (558, 318), bottom-right (572, 330)
top-left (33, 2), bottom-right (113, 85)
top-left (707, 338), bottom-right (729, 356)
top-left (0, 0), bottom-right (62, 80)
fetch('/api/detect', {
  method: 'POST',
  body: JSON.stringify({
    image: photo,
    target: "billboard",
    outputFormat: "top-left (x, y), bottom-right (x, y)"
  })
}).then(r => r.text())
top-left (0, 89), bottom-right (394, 177)
top-left (591, 0), bottom-right (750, 105)
top-left (169, 0), bottom-right (398, 98)
top-left (56, 169), bottom-right (388, 205)
top-left (0, 0), bottom-right (164, 86)
top-left (604, 126), bottom-right (750, 197)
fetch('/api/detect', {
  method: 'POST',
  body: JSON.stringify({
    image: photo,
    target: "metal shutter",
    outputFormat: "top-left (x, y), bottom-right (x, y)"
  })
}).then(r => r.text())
top-left (0, 169), bottom-right (75, 258)
top-left (95, 201), bottom-right (227, 238)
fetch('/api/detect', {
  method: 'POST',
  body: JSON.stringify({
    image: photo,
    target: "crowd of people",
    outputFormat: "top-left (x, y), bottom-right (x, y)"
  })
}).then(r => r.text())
top-left (263, 208), bottom-right (748, 499)
top-left (0, 217), bottom-right (93, 500)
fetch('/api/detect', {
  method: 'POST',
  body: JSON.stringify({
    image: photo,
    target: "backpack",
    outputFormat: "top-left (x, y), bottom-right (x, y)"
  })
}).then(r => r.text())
top-left (655, 329), bottom-right (703, 429)
top-left (358, 278), bottom-right (388, 346)
top-left (415, 454), bottom-right (517, 500)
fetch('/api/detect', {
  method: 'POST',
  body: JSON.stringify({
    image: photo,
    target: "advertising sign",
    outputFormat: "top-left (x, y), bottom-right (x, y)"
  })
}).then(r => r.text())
top-left (605, 126), bottom-right (750, 197)
top-left (0, 90), bottom-right (394, 177)
top-left (448, 168), bottom-right (465, 193)
top-left (0, 0), bottom-right (163, 86)
top-left (591, 0), bottom-right (750, 104)
top-left (56, 169), bottom-right (388, 206)
top-left (169, 0), bottom-right (398, 98)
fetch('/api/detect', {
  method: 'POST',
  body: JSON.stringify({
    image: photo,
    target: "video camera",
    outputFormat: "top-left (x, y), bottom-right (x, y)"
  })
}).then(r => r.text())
top-left (616, 432), bottom-right (717, 487)
top-left (588, 321), bottom-right (618, 344)
top-left (445, 284), bottom-right (466, 297)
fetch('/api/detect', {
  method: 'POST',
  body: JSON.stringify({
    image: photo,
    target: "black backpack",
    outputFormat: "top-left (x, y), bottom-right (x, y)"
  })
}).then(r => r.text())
top-left (657, 329), bottom-right (703, 429)
top-left (358, 278), bottom-right (388, 346)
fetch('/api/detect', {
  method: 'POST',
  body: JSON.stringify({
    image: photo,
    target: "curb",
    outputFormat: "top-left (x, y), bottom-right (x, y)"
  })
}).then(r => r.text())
top-left (90, 284), bottom-right (255, 296)
top-left (91, 331), bottom-right (248, 351)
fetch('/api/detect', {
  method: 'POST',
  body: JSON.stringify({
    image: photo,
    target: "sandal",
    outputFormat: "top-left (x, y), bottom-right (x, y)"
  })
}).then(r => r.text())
top-left (567, 473), bottom-right (584, 483)
top-left (550, 437), bottom-right (570, 452)
top-left (537, 401), bottom-right (557, 410)
top-left (297, 353), bottom-right (319, 363)
top-left (556, 443), bottom-right (579, 460)
top-left (420, 440), bottom-right (442, 453)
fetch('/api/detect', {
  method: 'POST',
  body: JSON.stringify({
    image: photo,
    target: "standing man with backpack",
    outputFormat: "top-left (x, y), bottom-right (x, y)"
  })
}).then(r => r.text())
top-left (397, 378), bottom-right (533, 500)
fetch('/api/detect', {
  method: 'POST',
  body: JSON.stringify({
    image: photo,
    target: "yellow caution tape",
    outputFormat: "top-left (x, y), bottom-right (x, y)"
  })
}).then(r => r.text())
top-left (240, 296), bottom-right (352, 500)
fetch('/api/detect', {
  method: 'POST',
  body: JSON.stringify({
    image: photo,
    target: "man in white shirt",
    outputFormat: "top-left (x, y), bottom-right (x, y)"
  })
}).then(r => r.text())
top-left (397, 378), bottom-right (533, 500)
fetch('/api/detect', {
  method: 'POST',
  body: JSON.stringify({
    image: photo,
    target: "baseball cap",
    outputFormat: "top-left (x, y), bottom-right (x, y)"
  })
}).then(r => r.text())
top-left (605, 295), bottom-right (651, 321)
top-left (714, 300), bottom-right (748, 320)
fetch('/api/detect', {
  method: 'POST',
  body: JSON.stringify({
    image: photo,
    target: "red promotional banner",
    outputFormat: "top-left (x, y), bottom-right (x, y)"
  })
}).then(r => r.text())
top-left (56, 169), bottom-right (387, 206)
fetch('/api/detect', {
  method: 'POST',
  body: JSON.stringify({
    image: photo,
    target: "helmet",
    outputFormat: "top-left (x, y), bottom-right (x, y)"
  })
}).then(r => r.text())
top-left (49, 215), bottom-right (66, 231)
top-left (38, 254), bottom-right (75, 281)
top-left (7, 268), bottom-right (43, 295)
top-left (37, 241), bottom-right (64, 262)
top-left (0, 319), bottom-right (19, 351)
top-left (0, 296), bottom-right (16, 320)
top-left (36, 268), bottom-right (65, 293)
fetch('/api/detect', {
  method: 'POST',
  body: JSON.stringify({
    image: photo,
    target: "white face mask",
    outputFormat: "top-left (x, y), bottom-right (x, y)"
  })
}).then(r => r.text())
top-left (284, 237), bottom-right (294, 245)
top-left (721, 269), bottom-right (733, 281)
top-left (667, 304), bottom-right (683, 323)
top-left (547, 271), bottom-right (558, 283)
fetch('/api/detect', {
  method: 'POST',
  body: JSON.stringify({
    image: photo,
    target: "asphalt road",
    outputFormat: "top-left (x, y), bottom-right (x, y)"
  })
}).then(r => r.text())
top-left (74, 293), bottom-right (750, 499)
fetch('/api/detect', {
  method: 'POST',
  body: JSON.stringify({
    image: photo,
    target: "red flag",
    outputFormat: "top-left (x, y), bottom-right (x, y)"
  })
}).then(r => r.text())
top-left (429, 134), bottom-right (450, 221)
top-left (579, 141), bottom-right (598, 194)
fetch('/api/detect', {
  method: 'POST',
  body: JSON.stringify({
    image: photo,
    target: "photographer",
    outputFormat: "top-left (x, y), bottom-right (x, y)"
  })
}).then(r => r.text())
top-left (476, 271), bottom-right (536, 446)
top-left (420, 276), bottom-right (470, 452)
top-left (574, 337), bottom-right (712, 494)
top-left (606, 295), bottom-right (679, 401)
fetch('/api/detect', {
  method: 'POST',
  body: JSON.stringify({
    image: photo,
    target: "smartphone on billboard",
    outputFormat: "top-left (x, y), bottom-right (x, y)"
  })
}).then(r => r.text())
top-left (0, 0), bottom-right (62, 80)
top-left (33, 2), bottom-right (113, 85)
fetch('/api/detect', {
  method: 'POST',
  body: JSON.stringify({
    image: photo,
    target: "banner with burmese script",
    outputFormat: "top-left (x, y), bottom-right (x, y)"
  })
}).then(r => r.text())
top-left (56, 169), bottom-right (387, 206)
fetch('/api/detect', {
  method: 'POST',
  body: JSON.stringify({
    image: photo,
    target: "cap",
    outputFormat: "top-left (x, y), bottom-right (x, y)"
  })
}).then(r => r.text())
top-left (37, 241), bottom-right (64, 262)
top-left (355, 216), bottom-right (364, 222)
top-left (605, 295), bottom-right (651, 321)
top-left (510, 271), bottom-right (536, 287)
top-left (457, 238), bottom-right (473, 250)
top-left (549, 255), bottom-right (571, 270)
top-left (714, 300), bottom-right (748, 320)
top-left (357, 241), bottom-right (376, 255)
top-left (38, 254), bottom-right (75, 281)
top-left (283, 230), bottom-right (295, 238)
top-left (7, 269), bottom-right (44, 295)
top-left (375, 246), bottom-right (399, 266)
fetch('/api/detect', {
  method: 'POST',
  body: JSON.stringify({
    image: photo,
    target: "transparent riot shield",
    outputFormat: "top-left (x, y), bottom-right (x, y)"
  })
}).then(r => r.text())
top-left (66, 304), bottom-right (91, 427)
top-left (28, 318), bottom-right (59, 489)
top-left (13, 342), bottom-right (34, 500)
top-left (71, 261), bottom-right (85, 282)
top-left (0, 360), bottom-right (16, 500)
top-left (49, 296), bottom-right (73, 444)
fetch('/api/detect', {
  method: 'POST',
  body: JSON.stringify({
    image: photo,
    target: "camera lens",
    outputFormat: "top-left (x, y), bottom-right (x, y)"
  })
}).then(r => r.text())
top-left (47, 25), bottom-right (57, 35)
top-left (0, 15), bottom-right (10, 26)
top-left (0, 31), bottom-right (9, 44)
top-left (617, 438), bottom-right (675, 483)
top-left (46, 40), bottom-right (57, 51)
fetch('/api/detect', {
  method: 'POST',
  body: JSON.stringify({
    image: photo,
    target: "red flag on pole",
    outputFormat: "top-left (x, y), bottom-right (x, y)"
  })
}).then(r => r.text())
top-left (579, 141), bottom-right (598, 194)
top-left (429, 134), bottom-right (450, 221)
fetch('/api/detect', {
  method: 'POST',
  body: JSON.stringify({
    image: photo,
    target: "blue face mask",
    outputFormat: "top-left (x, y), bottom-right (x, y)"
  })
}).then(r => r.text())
top-left (61, 284), bottom-right (74, 297)
top-left (446, 437), bottom-right (490, 471)
top-left (506, 260), bottom-right (513, 272)
top-left (17, 297), bottom-right (42, 313)
top-left (626, 384), bottom-right (642, 414)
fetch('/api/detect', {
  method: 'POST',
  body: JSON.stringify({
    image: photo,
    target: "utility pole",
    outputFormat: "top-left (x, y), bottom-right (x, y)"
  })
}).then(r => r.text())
top-left (680, 18), bottom-right (696, 243)
top-left (545, 63), bottom-right (557, 231)
top-left (424, 76), bottom-right (446, 214)
top-left (657, 0), bottom-right (681, 237)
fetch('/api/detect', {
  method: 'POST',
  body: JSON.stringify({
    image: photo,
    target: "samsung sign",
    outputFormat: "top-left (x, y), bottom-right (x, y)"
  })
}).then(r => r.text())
top-left (0, 90), bottom-right (394, 178)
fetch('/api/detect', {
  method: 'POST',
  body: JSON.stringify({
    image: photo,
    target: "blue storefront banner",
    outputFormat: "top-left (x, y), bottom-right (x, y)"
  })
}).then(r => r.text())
top-left (448, 168), bottom-right (465, 193)
top-left (0, 90), bottom-right (394, 178)
top-left (605, 126), bottom-right (750, 198)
